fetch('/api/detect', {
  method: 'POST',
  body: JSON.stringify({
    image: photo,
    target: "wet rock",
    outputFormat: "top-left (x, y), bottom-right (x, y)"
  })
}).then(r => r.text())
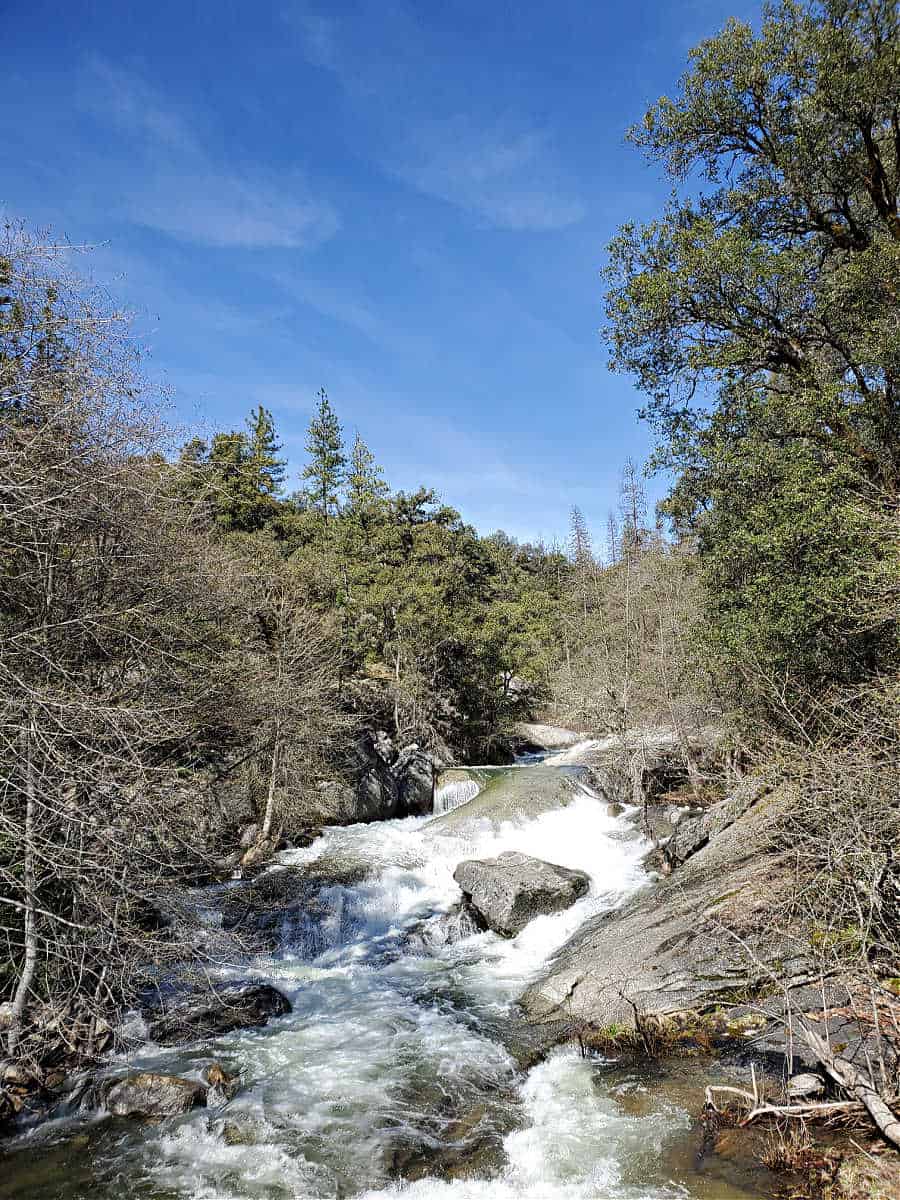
top-left (227, 728), bottom-right (437, 840)
top-left (0, 1060), bottom-right (45, 1123)
top-left (404, 902), bottom-right (483, 955)
top-left (394, 745), bottom-right (434, 816)
top-left (203, 1061), bottom-right (239, 1101)
top-left (454, 851), bottom-right (590, 938)
top-left (430, 766), bottom-right (583, 835)
top-left (388, 1100), bottom-right (512, 1183)
top-left (143, 980), bottom-right (291, 1044)
top-left (0, 1062), bottom-right (34, 1088)
top-left (355, 731), bottom-right (436, 820)
top-left (212, 1116), bottom-right (261, 1145)
top-left (105, 1072), bottom-right (206, 1119)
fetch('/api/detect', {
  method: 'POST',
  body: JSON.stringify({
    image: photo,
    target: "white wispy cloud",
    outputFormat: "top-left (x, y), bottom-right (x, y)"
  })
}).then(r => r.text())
top-left (84, 56), bottom-right (195, 151)
top-left (396, 120), bottom-right (585, 232)
top-left (125, 166), bottom-right (338, 250)
top-left (287, 5), bottom-right (343, 75)
top-left (79, 57), bottom-right (339, 250)
top-left (265, 268), bottom-right (384, 340)
top-left (283, 4), bottom-right (585, 233)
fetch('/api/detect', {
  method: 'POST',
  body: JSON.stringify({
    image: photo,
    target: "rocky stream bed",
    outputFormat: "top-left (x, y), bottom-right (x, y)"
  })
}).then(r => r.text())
top-left (0, 743), bottom-right (828, 1199)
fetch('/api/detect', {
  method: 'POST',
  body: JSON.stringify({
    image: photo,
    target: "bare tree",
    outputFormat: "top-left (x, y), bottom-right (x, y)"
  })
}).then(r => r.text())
top-left (0, 225), bottom-right (246, 1061)
top-left (228, 540), bottom-right (345, 860)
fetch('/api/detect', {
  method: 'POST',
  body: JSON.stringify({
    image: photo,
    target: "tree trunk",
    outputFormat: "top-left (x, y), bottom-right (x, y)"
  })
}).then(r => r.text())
top-left (8, 715), bottom-right (39, 1057)
top-left (260, 719), bottom-right (280, 844)
top-left (393, 641), bottom-right (402, 739)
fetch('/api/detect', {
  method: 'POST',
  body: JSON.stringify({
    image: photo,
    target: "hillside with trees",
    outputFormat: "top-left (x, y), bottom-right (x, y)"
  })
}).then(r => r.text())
top-left (527, 1), bottom-right (899, 1180)
top-left (0, 224), bottom-right (566, 1067)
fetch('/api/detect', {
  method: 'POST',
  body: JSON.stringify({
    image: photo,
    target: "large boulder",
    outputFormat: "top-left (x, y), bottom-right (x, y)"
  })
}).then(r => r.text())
top-left (355, 729), bottom-right (401, 820)
top-left (394, 745), bottom-right (434, 816)
top-left (520, 783), bottom-right (804, 1033)
top-left (105, 1072), bottom-right (206, 1118)
top-left (355, 731), bottom-right (435, 820)
top-left (454, 851), bottom-right (590, 938)
top-left (263, 731), bottom-right (436, 832)
top-left (513, 723), bottom-right (581, 751)
top-left (143, 980), bottom-right (291, 1045)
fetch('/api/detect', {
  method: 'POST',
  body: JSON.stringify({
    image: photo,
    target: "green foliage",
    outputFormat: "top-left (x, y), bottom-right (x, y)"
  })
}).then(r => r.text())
top-left (247, 404), bottom-right (286, 499)
top-left (302, 388), bottom-right (346, 519)
top-left (178, 405), bottom-right (285, 534)
top-left (605, 0), bottom-right (900, 731)
top-left (665, 384), bottom-right (890, 717)
top-left (180, 400), bottom-right (564, 758)
top-left (346, 431), bottom-right (389, 518)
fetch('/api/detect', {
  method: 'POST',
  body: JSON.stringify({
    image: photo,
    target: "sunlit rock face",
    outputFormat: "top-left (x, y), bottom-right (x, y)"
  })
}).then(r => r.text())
top-left (454, 851), bottom-right (590, 937)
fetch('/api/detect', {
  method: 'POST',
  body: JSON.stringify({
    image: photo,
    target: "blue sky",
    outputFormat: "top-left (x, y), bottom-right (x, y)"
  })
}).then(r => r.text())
top-left (3, 0), bottom-right (755, 545)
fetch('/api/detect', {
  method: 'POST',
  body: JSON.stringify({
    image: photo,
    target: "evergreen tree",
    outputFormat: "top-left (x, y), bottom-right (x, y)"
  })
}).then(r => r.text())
top-left (246, 405), bottom-right (285, 500)
top-left (302, 389), bottom-right (346, 520)
top-left (207, 430), bottom-right (253, 531)
top-left (346, 432), bottom-right (388, 515)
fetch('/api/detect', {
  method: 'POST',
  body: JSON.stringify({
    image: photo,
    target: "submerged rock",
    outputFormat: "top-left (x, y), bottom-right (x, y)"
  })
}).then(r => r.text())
top-left (404, 901), bottom-right (483, 955)
top-left (143, 980), bottom-right (291, 1045)
top-left (105, 1072), bottom-right (206, 1119)
top-left (454, 851), bottom-right (590, 938)
top-left (429, 766), bottom-right (584, 835)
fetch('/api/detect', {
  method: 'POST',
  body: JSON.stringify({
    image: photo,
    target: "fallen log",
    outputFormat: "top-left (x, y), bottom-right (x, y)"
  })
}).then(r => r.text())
top-left (799, 1022), bottom-right (900, 1152)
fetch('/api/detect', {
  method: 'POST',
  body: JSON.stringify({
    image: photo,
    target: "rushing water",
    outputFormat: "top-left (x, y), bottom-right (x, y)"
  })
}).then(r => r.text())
top-left (0, 762), bottom-right (771, 1200)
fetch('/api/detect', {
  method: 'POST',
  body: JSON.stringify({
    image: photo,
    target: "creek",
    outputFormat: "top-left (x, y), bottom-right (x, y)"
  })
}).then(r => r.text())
top-left (0, 758), bottom-right (773, 1199)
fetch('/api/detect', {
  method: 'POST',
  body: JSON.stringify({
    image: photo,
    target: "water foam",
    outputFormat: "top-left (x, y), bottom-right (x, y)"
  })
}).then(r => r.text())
top-left (88, 769), bottom-right (703, 1199)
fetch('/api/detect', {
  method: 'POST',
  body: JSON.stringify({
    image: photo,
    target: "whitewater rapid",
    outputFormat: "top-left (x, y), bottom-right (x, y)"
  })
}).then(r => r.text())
top-left (5, 763), bottom-right (763, 1199)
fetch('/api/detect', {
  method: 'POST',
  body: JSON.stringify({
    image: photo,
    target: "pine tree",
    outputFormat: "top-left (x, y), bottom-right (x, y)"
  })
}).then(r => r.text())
top-left (346, 431), bottom-right (388, 515)
top-left (302, 389), bottom-right (346, 520)
top-left (208, 430), bottom-right (253, 531)
top-left (246, 405), bottom-right (285, 500)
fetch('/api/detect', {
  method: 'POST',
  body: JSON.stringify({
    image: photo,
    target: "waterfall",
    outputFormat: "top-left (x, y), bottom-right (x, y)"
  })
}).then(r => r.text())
top-left (433, 776), bottom-right (481, 815)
